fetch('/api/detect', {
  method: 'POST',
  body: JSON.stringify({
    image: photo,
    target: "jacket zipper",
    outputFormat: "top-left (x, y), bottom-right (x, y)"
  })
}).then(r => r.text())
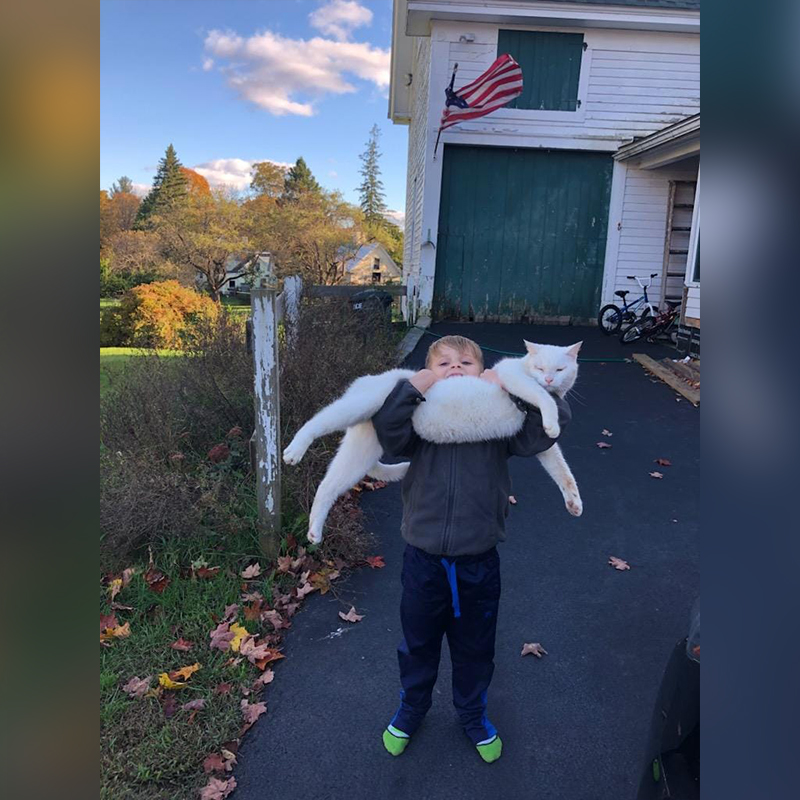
top-left (441, 445), bottom-right (457, 554)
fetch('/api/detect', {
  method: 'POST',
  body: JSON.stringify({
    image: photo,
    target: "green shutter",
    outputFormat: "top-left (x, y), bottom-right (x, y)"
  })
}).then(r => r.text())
top-left (497, 30), bottom-right (583, 111)
top-left (433, 145), bottom-right (612, 322)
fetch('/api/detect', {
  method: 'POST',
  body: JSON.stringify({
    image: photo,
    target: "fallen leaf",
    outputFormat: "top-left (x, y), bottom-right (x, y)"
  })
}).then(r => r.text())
top-left (241, 591), bottom-right (263, 603)
top-left (170, 638), bottom-right (194, 652)
top-left (521, 642), bottom-right (548, 658)
top-left (654, 458), bottom-right (672, 467)
top-left (169, 663), bottom-right (201, 681)
top-left (181, 698), bottom-right (206, 712)
top-left (241, 563), bottom-right (262, 580)
top-left (224, 657), bottom-right (242, 667)
top-left (203, 750), bottom-right (237, 774)
top-left (608, 556), bottom-right (631, 571)
top-left (277, 555), bottom-right (293, 574)
top-left (229, 623), bottom-right (250, 653)
top-left (214, 682), bottom-right (233, 696)
top-left (253, 650), bottom-right (285, 671)
top-left (227, 425), bottom-right (243, 439)
top-left (253, 669), bottom-right (275, 689)
top-left (195, 566), bottom-right (221, 579)
top-left (649, 471), bottom-right (664, 479)
top-left (596, 442), bottom-right (612, 449)
top-left (309, 572), bottom-right (331, 594)
top-left (159, 673), bottom-right (188, 690)
top-left (111, 602), bottom-right (134, 611)
top-left (108, 578), bottom-right (123, 601)
top-left (199, 776), bottom-right (237, 800)
top-left (121, 567), bottom-right (136, 586)
top-left (243, 601), bottom-right (263, 622)
top-left (100, 618), bottom-right (131, 643)
top-left (295, 579), bottom-right (316, 599)
top-left (602, 429), bottom-right (613, 437)
top-left (209, 621), bottom-right (236, 652)
top-left (122, 675), bottom-right (152, 698)
top-left (365, 555), bottom-right (385, 569)
top-left (241, 700), bottom-right (267, 726)
top-left (100, 612), bottom-right (118, 633)
top-left (508, 495), bottom-right (517, 505)
top-left (261, 609), bottom-right (290, 631)
top-left (339, 606), bottom-right (364, 623)
top-left (144, 565), bottom-right (170, 594)
top-left (161, 693), bottom-right (179, 718)
top-left (286, 533), bottom-right (298, 551)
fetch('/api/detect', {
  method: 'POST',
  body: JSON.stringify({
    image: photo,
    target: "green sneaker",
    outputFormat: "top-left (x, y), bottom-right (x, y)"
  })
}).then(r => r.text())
top-left (476, 734), bottom-right (503, 763)
top-left (383, 724), bottom-right (411, 756)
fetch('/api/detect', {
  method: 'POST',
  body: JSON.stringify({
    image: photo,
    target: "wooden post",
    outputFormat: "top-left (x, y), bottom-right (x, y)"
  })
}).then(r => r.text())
top-left (250, 253), bottom-right (282, 560)
top-left (283, 275), bottom-right (303, 348)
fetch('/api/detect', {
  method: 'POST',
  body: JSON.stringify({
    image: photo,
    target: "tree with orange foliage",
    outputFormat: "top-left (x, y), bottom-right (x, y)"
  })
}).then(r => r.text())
top-left (181, 167), bottom-right (211, 196)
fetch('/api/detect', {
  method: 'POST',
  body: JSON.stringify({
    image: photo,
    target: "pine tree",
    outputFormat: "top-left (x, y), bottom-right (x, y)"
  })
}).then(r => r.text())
top-left (110, 176), bottom-right (134, 196)
top-left (283, 157), bottom-right (321, 201)
top-left (357, 124), bottom-right (387, 224)
top-left (135, 144), bottom-right (188, 227)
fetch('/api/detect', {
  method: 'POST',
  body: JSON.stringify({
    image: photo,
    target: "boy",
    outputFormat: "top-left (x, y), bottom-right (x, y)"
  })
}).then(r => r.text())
top-left (372, 335), bottom-right (571, 763)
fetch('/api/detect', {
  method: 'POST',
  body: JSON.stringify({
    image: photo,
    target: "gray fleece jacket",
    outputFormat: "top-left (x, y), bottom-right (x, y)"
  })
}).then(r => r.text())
top-left (371, 378), bottom-right (571, 557)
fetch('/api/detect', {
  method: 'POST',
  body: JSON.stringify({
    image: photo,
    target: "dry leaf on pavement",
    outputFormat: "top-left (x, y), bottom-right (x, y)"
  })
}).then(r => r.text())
top-left (339, 606), bottom-right (364, 623)
top-left (365, 555), bottom-right (385, 569)
top-left (596, 442), bottom-right (612, 449)
top-left (254, 669), bottom-right (275, 688)
top-left (602, 429), bottom-right (613, 437)
top-left (203, 750), bottom-right (237, 774)
top-left (241, 700), bottom-right (267, 726)
top-left (654, 458), bottom-right (672, 466)
top-left (521, 642), bottom-right (548, 658)
top-left (649, 471), bottom-right (664, 479)
top-left (608, 556), bottom-right (631, 571)
top-left (199, 776), bottom-right (237, 800)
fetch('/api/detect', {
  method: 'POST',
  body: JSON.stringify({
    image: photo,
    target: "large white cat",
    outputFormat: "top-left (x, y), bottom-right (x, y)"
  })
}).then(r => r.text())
top-left (283, 340), bottom-right (583, 544)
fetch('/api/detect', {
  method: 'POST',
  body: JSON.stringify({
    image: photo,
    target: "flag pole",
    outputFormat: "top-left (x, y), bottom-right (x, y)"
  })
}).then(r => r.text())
top-left (434, 63), bottom-right (458, 160)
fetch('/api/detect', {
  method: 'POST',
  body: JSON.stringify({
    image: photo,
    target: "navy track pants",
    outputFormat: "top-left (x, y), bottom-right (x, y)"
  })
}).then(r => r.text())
top-left (390, 543), bottom-right (501, 745)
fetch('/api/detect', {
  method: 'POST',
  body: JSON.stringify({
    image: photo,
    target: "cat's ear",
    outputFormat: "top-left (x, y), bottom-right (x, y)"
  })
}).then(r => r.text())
top-left (566, 341), bottom-right (583, 359)
top-left (523, 339), bottom-right (538, 354)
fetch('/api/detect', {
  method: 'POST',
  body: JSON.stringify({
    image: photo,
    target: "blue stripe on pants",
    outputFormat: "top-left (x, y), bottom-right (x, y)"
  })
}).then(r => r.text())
top-left (392, 544), bottom-right (501, 744)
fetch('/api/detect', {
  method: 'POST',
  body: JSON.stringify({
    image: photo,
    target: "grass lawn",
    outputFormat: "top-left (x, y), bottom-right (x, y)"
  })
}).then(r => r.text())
top-left (100, 348), bottom-right (181, 394)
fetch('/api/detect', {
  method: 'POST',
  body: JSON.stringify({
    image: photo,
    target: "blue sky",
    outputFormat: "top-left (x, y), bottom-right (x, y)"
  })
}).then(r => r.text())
top-left (100, 0), bottom-right (407, 220)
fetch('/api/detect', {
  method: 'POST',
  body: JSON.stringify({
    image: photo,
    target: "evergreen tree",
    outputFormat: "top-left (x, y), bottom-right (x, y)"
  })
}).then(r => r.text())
top-left (357, 124), bottom-right (387, 224)
top-left (283, 157), bottom-right (321, 201)
top-left (135, 144), bottom-right (188, 227)
top-left (110, 176), bottom-right (134, 196)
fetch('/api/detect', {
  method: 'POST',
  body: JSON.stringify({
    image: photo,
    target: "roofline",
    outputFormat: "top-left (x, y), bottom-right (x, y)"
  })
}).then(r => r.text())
top-left (615, 113), bottom-right (700, 162)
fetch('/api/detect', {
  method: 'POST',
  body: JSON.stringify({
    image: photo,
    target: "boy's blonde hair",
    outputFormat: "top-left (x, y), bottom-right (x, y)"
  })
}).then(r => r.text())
top-left (425, 335), bottom-right (484, 370)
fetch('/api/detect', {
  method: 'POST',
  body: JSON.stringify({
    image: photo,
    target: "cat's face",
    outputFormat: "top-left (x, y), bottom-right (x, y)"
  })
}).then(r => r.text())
top-left (521, 340), bottom-right (581, 394)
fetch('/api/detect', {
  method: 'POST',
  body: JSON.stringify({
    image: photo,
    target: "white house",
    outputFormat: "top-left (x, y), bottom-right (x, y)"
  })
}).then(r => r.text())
top-left (341, 242), bottom-right (403, 285)
top-left (389, 0), bottom-right (700, 349)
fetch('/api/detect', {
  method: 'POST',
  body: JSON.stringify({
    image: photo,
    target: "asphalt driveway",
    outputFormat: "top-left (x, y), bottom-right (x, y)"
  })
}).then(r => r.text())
top-left (234, 323), bottom-right (699, 800)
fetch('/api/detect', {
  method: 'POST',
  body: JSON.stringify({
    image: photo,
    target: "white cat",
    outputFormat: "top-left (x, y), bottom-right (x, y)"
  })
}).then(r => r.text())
top-left (283, 341), bottom-right (583, 543)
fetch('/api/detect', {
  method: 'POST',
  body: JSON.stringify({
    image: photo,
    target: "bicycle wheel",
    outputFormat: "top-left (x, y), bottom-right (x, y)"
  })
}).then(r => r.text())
top-left (598, 304), bottom-right (623, 335)
top-left (620, 318), bottom-right (653, 344)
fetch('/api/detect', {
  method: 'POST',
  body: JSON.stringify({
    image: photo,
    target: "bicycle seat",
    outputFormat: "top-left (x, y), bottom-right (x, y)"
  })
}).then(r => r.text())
top-left (614, 290), bottom-right (629, 299)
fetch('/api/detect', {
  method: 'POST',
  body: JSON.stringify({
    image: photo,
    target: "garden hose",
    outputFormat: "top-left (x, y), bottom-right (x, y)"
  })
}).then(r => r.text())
top-left (411, 326), bottom-right (630, 363)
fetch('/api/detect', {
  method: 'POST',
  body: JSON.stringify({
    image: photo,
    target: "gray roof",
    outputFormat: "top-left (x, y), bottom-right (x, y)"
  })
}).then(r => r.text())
top-left (541, 1), bottom-right (699, 9)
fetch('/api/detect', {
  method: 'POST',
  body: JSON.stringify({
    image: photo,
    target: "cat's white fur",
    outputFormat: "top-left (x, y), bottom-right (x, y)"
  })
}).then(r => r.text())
top-left (283, 341), bottom-right (582, 543)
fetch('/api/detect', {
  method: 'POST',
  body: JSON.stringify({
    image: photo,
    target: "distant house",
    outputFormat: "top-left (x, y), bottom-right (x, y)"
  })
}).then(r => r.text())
top-left (219, 256), bottom-right (254, 297)
top-left (341, 243), bottom-right (402, 285)
top-left (389, 0), bottom-right (700, 351)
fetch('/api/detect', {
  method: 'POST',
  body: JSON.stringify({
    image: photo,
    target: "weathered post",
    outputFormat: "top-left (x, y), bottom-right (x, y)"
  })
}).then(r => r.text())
top-left (250, 253), bottom-right (281, 560)
top-left (283, 275), bottom-right (303, 348)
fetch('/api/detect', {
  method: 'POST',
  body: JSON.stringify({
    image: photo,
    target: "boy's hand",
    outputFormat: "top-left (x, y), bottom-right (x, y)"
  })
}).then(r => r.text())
top-left (409, 369), bottom-right (438, 395)
top-left (479, 369), bottom-right (505, 389)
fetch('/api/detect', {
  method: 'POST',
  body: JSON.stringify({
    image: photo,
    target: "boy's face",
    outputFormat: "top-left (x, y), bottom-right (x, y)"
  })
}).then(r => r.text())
top-left (429, 345), bottom-right (482, 380)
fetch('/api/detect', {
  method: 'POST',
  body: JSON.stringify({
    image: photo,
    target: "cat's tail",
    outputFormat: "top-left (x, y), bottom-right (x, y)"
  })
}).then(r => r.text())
top-left (365, 461), bottom-right (409, 482)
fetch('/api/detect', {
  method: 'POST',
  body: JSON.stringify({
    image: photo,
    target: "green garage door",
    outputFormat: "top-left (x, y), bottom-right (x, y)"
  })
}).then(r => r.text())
top-left (433, 145), bottom-right (613, 322)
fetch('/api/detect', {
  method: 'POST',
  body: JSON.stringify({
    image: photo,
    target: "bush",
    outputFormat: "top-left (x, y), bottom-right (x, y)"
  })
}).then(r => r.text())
top-left (99, 280), bottom-right (219, 349)
top-left (100, 296), bottom-right (397, 564)
top-left (100, 257), bottom-right (161, 298)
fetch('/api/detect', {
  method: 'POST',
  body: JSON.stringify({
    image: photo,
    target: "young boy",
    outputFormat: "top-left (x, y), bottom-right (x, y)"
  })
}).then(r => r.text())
top-left (372, 335), bottom-right (571, 763)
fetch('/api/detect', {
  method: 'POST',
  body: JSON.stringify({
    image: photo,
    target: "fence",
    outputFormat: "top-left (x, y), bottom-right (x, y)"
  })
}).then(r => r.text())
top-left (246, 253), bottom-right (408, 557)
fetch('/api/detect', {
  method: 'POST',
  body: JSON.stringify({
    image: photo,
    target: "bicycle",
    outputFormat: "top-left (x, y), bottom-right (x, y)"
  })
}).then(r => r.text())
top-left (619, 300), bottom-right (682, 345)
top-left (597, 273), bottom-right (659, 335)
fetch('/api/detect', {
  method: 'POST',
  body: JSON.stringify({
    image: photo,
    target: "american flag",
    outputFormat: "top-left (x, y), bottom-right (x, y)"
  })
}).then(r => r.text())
top-left (437, 54), bottom-right (523, 144)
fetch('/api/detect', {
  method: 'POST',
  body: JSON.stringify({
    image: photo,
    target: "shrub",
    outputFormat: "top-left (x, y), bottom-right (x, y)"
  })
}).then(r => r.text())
top-left (100, 280), bottom-right (219, 349)
top-left (100, 295), bottom-right (397, 564)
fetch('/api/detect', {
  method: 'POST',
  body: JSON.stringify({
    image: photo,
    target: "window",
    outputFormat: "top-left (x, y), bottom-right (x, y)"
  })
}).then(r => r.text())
top-left (372, 271), bottom-right (381, 284)
top-left (693, 233), bottom-right (700, 282)
top-left (228, 279), bottom-right (236, 288)
top-left (497, 30), bottom-right (584, 111)
top-left (373, 257), bottom-right (380, 268)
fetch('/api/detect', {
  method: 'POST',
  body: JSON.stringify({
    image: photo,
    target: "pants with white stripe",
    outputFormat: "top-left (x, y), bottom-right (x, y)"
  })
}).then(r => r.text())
top-left (390, 543), bottom-right (501, 745)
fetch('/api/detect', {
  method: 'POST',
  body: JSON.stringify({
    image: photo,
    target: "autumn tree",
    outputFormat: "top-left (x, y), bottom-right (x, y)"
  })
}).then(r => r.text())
top-left (135, 144), bottom-right (188, 228)
top-left (283, 157), bottom-right (321, 201)
top-left (357, 124), bottom-right (387, 224)
top-left (154, 189), bottom-right (253, 302)
top-left (181, 167), bottom-right (211, 196)
top-left (251, 161), bottom-right (288, 199)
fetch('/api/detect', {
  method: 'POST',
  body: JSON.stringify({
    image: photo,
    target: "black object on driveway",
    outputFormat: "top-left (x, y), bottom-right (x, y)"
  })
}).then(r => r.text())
top-left (637, 599), bottom-right (700, 798)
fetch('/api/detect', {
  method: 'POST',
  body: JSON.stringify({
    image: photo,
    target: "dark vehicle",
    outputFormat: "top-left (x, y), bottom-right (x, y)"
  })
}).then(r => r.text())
top-left (638, 599), bottom-right (700, 799)
top-left (350, 289), bottom-right (393, 331)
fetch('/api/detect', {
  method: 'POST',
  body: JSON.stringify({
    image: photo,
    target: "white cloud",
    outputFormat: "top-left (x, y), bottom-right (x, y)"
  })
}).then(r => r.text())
top-left (204, 27), bottom-right (389, 117)
top-left (192, 157), bottom-right (292, 191)
top-left (384, 209), bottom-right (405, 228)
top-left (309, 0), bottom-right (372, 42)
top-left (202, 57), bottom-right (214, 71)
top-left (328, 170), bottom-right (338, 178)
top-left (131, 182), bottom-right (151, 197)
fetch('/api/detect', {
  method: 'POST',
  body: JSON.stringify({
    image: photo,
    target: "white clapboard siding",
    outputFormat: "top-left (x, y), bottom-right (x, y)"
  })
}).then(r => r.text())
top-left (685, 285), bottom-right (700, 322)
top-left (611, 167), bottom-right (696, 303)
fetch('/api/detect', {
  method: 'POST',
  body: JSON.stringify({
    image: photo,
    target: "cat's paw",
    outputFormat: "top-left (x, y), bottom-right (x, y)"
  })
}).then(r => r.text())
top-left (544, 421), bottom-right (561, 439)
top-left (565, 492), bottom-right (583, 517)
top-left (283, 437), bottom-right (309, 465)
top-left (306, 523), bottom-right (323, 545)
